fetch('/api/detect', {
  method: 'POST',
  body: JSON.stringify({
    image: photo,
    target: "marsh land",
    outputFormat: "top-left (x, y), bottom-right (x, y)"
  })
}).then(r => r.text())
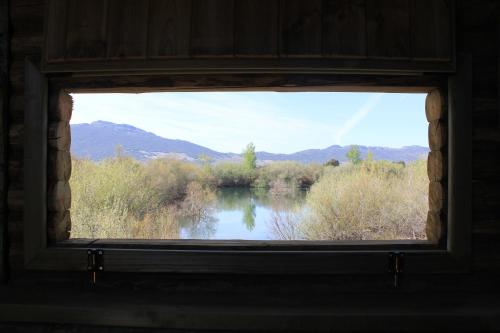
top-left (70, 144), bottom-right (428, 241)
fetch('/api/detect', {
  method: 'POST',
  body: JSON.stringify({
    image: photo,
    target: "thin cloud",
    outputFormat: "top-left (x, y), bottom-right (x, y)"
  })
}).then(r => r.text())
top-left (335, 93), bottom-right (384, 145)
top-left (71, 92), bottom-right (338, 154)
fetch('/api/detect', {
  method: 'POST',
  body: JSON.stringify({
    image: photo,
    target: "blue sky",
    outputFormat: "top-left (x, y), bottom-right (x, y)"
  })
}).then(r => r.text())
top-left (71, 92), bottom-right (427, 154)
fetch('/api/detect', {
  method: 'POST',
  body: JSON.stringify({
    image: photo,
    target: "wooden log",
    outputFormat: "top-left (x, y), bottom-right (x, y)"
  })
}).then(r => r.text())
top-left (47, 209), bottom-right (71, 244)
top-left (48, 121), bottom-right (71, 151)
top-left (429, 181), bottom-right (444, 212)
top-left (47, 181), bottom-right (71, 212)
top-left (427, 150), bottom-right (445, 181)
top-left (48, 150), bottom-right (71, 181)
top-left (425, 89), bottom-right (445, 121)
top-left (49, 90), bottom-right (73, 122)
top-left (428, 120), bottom-right (446, 151)
top-left (49, 73), bottom-right (447, 93)
top-left (426, 211), bottom-right (442, 243)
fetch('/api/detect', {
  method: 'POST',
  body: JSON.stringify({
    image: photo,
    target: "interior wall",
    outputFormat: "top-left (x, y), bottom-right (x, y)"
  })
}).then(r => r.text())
top-left (1, 0), bottom-right (500, 331)
top-left (41, 0), bottom-right (454, 72)
top-left (0, 0), bottom-right (8, 283)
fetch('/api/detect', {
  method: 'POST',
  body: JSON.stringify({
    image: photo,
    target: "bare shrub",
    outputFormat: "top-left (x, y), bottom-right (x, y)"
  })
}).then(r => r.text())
top-left (70, 156), bottom-right (211, 239)
top-left (132, 206), bottom-right (180, 239)
top-left (269, 179), bottom-right (295, 198)
top-left (70, 153), bottom-right (427, 241)
top-left (255, 161), bottom-right (323, 188)
top-left (302, 160), bottom-right (427, 240)
top-left (181, 181), bottom-right (216, 222)
top-left (267, 209), bottom-right (303, 240)
top-left (144, 158), bottom-right (205, 204)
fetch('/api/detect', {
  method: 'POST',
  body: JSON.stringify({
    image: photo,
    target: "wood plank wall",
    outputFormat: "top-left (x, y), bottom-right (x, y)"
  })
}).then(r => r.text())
top-left (463, 0), bottom-right (500, 272)
top-left (8, 0), bottom-right (44, 270)
top-left (42, 0), bottom-right (453, 72)
top-left (2, 0), bottom-right (500, 330)
top-left (0, 0), bottom-right (8, 283)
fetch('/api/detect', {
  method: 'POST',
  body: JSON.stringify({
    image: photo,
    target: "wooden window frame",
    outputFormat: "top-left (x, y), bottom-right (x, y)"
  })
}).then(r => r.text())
top-left (23, 56), bottom-right (471, 275)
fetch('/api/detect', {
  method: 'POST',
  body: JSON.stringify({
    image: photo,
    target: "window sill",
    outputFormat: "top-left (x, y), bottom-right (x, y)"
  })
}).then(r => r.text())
top-left (26, 242), bottom-right (466, 275)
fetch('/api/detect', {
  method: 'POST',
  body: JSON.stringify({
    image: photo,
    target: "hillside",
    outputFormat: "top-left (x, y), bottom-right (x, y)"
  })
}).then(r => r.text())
top-left (71, 121), bottom-right (429, 163)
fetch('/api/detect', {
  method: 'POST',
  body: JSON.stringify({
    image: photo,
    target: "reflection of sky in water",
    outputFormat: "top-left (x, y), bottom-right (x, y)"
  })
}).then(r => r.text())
top-left (209, 206), bottom-right (272, 240)
top-left (179, 188), bottom-right (306, 240)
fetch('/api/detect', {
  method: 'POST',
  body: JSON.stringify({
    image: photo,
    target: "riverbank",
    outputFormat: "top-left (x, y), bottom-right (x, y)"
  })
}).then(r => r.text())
top-left (69, 156), bottom-right (427, 240)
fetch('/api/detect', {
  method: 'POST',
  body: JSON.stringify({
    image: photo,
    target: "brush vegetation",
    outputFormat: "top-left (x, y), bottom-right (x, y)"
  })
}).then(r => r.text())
top-left (70, 152), bottom-right (427, 240)
top-left (299, 159), bottom-right (427, 240)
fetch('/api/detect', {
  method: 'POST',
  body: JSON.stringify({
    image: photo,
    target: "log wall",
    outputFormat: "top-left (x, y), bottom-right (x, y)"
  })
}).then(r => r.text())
top-left (425, 89), bottom-right (447, 242)
top-left (1, 0), bottom-right (500, 331)
top-left (46, 90), bottom-right (71, 243)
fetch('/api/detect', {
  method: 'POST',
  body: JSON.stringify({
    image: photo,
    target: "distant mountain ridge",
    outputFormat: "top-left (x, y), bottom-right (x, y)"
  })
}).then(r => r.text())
top-left (71, 121), bottom-right (429, 163)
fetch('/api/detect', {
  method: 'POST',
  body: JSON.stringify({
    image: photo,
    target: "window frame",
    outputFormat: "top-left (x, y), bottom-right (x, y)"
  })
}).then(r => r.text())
top-left (23, 57), bottom-right (472, 275)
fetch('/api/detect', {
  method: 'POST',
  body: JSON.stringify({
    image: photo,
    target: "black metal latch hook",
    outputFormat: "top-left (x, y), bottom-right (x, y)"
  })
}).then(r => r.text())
top-left (87, 249), bottom-right (104, 285)
top-left (388, 252), bottom-right (404, 288)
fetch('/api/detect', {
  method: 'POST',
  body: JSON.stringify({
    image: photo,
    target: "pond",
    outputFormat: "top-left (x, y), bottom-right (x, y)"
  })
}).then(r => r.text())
top-left (178, 187), bottom-right (307, 240)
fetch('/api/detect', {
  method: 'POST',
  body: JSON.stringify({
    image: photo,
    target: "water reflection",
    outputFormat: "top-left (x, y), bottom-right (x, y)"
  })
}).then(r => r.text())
top-left (178, 213), bottom-right (218, 239)
top-left (242, 201), bottom-right (256, 231)
top-left (179, 187), bottom-right (307, 240)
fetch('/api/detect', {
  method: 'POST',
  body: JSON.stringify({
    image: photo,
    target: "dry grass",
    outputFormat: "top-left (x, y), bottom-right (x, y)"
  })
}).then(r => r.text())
top-left (70, 155), bottom-right (428, 241)
top-left (299, 160), bottom-right (427, 240)
top-left (70, 156), bottom-right (212, 239)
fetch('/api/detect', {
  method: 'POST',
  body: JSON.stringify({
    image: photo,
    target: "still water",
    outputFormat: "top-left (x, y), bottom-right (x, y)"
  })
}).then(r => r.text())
top-left (179, 187), bottom-right (307, 240)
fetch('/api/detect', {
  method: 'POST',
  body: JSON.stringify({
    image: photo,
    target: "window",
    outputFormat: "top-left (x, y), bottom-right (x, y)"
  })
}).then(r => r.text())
top-left (24, 59), bottom-right (471, 274)
top-left (66, 91), bottom-right (431, 242)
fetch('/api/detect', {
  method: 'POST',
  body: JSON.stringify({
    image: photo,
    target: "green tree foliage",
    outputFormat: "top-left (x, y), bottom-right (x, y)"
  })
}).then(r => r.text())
top-left (212, 162), bottom-right (254, 187)
top-left (242, 142), bottom-right (257, 170)
top-left (346, 145), bottom-right (362, 165)
top-left (242, 201), bottom-right (256, 231)
top-left (366, 151), bottom-right (374, 162)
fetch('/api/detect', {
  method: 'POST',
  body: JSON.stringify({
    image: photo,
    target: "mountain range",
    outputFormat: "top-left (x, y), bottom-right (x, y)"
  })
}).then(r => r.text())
top-left (71, 121), bottom-right (429, 164)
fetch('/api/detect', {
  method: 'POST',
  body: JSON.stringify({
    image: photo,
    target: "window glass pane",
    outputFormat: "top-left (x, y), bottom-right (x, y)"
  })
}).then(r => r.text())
top-left (68, 92), bottom-right (428, 241)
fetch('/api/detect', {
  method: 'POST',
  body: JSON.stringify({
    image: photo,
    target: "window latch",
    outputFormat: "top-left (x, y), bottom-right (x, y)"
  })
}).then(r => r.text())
top-left (388, 252), bottom-right (404, 288)
top-left (87, 249), bottom-right (104, 285)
